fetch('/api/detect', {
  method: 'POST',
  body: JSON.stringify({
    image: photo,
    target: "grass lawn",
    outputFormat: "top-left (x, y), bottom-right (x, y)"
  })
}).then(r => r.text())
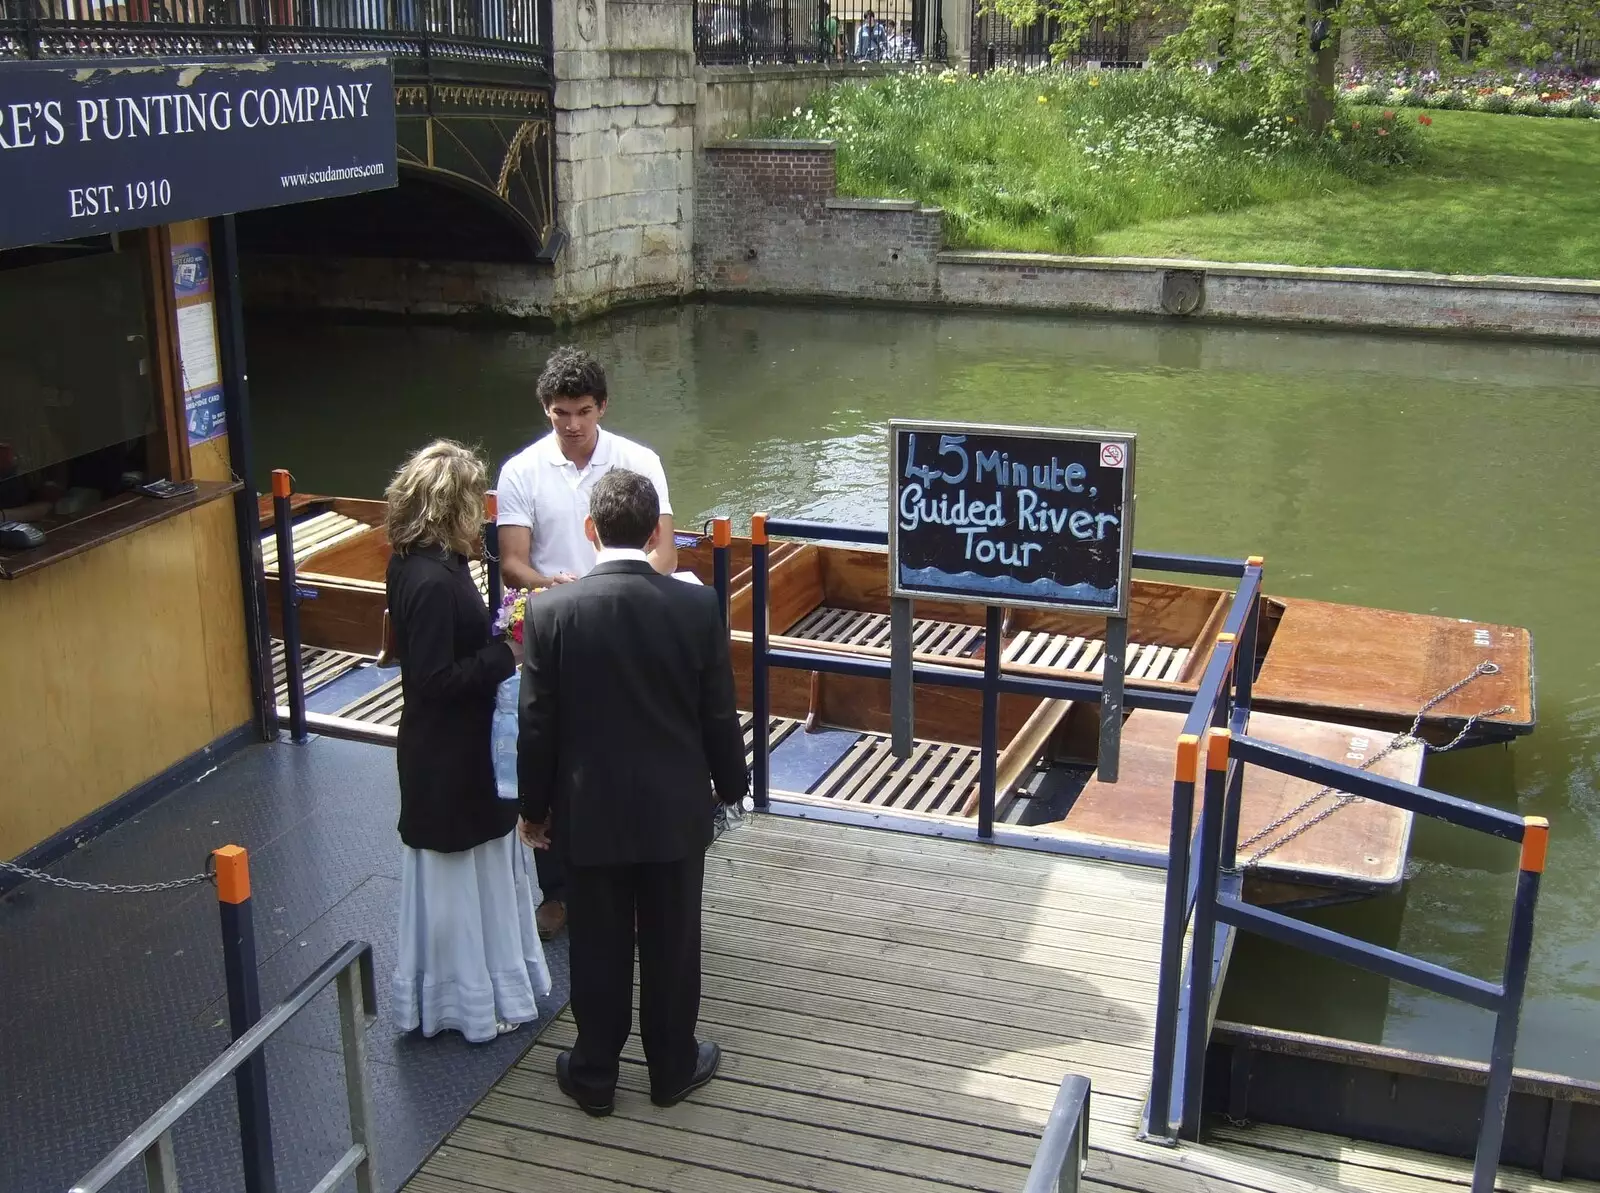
top-left (765, 73), bottom-right (1600, 280)
top-left (1091, 110), bottom-right (1600, 278)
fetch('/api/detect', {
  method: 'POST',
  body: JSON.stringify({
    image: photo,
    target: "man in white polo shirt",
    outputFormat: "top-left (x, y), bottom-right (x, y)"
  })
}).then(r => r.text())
top-left (497, 346), bottom-right (677, 939)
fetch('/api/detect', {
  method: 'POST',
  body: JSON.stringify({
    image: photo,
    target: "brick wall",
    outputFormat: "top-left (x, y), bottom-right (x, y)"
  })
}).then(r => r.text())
top-left (695, 140), bottom-right (943, 302)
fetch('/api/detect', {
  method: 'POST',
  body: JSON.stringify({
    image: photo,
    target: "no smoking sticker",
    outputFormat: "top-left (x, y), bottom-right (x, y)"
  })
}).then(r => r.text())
top-left (1100, 442), bottom-right (1126, 468)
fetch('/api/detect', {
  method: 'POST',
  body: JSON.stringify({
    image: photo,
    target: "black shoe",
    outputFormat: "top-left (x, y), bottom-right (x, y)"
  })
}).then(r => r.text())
top-left (556, 1050), bottom-right (614, 1117)
top-left (651, 1041), bottom-right (721, 1107)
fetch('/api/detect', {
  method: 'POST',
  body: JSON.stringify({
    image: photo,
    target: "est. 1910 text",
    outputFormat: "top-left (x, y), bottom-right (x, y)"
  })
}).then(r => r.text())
top-left (69, 178), bottom-right (173, 219)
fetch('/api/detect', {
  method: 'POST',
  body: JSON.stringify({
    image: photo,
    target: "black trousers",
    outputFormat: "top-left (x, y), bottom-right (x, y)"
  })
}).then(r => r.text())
top-left (566, 851), bottom-right (704, 1102)
top-left (534, 841), bottom-right (566, 905)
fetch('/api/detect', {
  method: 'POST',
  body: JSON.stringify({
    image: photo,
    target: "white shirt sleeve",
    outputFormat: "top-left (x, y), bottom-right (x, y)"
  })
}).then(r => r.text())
top-left (637, 449), bottom-right (674, 519)
top-left (495, 456), bottom-right (536, 530)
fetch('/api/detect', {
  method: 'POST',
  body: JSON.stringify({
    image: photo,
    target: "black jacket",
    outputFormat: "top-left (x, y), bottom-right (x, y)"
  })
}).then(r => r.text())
top-left (517, 559), bottom-right (748, 867)
top-left (387, 546), bottom-right (518, 853)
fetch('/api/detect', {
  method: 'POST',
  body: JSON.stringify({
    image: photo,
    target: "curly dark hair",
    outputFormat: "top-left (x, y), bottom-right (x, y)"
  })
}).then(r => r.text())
top-left (536, 346), bottom-right (608, 409)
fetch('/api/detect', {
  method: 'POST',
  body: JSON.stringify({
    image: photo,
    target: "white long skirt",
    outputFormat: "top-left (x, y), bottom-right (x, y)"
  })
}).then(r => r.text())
top-left (392, 829), bottom-right (553, 1043)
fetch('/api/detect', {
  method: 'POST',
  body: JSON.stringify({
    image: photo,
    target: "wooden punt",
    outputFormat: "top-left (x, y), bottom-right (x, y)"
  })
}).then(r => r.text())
top-left (258, 499), bottom-right (1532, 746)
top-left (724, 599), bottom-right (1418, 903)
top-left (256, 494), bottom-right (804, 655)
top-left (753, 541), bottom-right (1534, 748)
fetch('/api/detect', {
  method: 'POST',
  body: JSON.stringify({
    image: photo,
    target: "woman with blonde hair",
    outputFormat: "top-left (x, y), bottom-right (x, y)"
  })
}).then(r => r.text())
top-left (385, 439), bottom-right (550, 1042)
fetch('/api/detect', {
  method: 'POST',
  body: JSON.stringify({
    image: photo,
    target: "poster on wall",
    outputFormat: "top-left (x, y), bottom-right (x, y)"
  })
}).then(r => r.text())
top-left (172, 243), bottom-right (212, 298)
top-left (185, 386), bottom-right (226, 445)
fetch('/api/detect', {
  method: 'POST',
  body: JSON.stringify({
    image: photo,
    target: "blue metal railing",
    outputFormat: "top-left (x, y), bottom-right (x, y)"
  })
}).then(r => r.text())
top-left (1141, 570), bottom-right (1546, 1193)
top-left (1023, 1075), bottom-right (1092, 1192)
top-left (1145, 558), bottom-right (1264, 1138)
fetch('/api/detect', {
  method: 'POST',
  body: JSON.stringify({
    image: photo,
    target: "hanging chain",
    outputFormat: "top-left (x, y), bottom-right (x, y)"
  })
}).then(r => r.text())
top-left (0, 855), bottom-right (215, 895)
top-left (1232, 662), bottom-right (1512, 869)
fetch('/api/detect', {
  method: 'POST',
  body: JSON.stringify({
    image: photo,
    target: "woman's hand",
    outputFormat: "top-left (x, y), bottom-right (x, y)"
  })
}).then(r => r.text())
top-left (519, 816), bottom-right (551, 849)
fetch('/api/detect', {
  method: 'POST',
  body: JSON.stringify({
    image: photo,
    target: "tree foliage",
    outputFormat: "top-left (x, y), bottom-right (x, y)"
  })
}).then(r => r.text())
top-left (985, 0), bottom-right (1599, 124)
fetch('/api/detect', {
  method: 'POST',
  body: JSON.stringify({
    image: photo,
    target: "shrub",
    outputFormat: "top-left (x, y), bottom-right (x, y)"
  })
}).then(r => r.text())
top-left (1572, 99), bottom-right (1597, 119)
top-left (1510, 96), bottom-right (1545, 116)
top-left (1430, 90), bottom-right (1467, 110)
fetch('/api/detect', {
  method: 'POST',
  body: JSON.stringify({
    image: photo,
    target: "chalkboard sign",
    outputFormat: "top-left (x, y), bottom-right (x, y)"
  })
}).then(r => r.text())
top-left (888, 420), bottom-right (1136, 616)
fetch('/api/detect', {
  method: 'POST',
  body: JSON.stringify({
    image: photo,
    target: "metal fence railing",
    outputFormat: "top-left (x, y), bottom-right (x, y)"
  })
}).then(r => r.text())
top-left (1142, 555), bottom-right (1547, 1193)
top-left (694, 0), bottom-right (944, 66)
top-left (0, 0), bottom-right (552, 68)
top-left (969, 11), bottom-right (1135, 72)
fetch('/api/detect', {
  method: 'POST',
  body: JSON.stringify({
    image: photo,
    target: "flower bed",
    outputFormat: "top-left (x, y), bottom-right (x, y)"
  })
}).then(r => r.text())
top-left (1340, 68), bottom-right (1600, 118)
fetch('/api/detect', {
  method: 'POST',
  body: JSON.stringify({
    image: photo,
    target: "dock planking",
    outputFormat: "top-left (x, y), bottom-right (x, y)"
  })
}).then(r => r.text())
top-left (406, 816), bottom-right (1591, 1193)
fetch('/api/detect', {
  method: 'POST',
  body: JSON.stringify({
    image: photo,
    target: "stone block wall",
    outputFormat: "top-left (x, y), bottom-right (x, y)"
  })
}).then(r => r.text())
top-left (695, 62), bottom-right (903, 143)
top-left (550, 0), bottom-right (698, 319)
top-left (695, 140), bottom-right (943, 302)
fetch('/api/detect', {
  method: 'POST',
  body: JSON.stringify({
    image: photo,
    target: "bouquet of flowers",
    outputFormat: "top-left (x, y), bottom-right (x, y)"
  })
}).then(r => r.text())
top-left (492, 586), bottom-right (542, 800)
top-left (494, 586), bottom-right (544, 644)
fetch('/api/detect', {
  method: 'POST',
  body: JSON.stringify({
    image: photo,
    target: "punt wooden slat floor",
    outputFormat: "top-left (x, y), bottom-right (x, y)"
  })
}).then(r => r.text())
top-left (786, 605), bottom-right (1192, 682)
top-left (408, 816), bottom-right (1590, 1193)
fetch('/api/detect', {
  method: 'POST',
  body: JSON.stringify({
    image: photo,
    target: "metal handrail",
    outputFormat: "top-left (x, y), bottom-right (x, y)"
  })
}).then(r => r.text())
top-left (1022, 1075), bottom-right (1091, 1192)
top-left (71, 940), bottom-right (379, 1193)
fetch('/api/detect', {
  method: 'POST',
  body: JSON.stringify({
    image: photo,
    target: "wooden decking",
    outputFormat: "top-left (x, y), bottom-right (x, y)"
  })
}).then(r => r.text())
top-left (404, 817), bottom-right (1588, 1193)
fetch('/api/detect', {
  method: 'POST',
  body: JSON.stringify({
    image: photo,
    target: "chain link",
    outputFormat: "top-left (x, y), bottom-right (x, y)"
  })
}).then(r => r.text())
top-left (0, 856), bottom-right (215, 895)
top-left (1232, 662), bottom-right (1513, 869)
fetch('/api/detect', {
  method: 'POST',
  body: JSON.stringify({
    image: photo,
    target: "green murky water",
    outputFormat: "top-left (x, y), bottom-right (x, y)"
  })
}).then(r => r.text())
top-left (248, 300), bottom-right (1600, 1081)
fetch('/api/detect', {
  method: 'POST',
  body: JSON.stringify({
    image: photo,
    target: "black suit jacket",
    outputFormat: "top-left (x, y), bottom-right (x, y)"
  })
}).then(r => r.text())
top-left (517, 559), bottom-right (748, 867)
top-left (387, 546), bottom-right (519, 853)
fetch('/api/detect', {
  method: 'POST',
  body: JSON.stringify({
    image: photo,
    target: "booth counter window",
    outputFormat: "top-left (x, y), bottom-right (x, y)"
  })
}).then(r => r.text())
top-left (0, 229), bottom-right (238, 580)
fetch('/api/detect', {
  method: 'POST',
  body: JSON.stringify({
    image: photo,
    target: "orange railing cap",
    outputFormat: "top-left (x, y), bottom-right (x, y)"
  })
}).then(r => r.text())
top-left (1246, 555), bottom-right (1265, 568)
top-left (1207, 727), bottom-right (1231, 771)
top-left (270, 469), bottom-right (291, 499)
top-left (751, 513), bottom-right (769, 546)
top-left (1520, 817), bottom-right (1550, 874)
top-left (213, 844), bottom-right (251, 904)
top-left (484, 491), bottom-right (498, 520)
top-left (1175, 733), bottom-right (1201, 783)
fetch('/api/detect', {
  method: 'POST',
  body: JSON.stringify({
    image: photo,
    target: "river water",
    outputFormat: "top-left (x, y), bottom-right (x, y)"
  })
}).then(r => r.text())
top-left (248, 301), bottom-right (1600, 1081)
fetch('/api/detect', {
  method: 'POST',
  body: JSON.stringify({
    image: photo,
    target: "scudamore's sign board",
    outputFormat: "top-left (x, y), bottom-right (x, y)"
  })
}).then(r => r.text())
top-left (889, 420), bottom-right (1137, 616)
top-left (0, 56), bottom-right (396, 251)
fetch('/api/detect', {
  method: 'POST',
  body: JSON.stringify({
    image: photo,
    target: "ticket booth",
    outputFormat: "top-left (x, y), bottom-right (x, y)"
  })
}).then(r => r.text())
top-left (0, 55), bottom-right (397, 871)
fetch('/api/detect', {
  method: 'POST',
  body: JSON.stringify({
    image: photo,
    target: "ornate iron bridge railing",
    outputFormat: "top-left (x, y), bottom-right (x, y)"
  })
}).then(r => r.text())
top-left (0, 0), bottom-right (551, 84)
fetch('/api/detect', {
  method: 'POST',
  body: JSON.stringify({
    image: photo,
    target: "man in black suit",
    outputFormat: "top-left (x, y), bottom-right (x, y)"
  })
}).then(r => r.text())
top-left (517, 468), bottom-right (748, 1115)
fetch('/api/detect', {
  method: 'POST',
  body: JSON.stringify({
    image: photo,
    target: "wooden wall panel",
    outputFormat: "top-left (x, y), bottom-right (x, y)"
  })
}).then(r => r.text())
top-left (0, 506), bottom-right (244, 857)
top-left (190, 497), bottom-right (253, 733)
